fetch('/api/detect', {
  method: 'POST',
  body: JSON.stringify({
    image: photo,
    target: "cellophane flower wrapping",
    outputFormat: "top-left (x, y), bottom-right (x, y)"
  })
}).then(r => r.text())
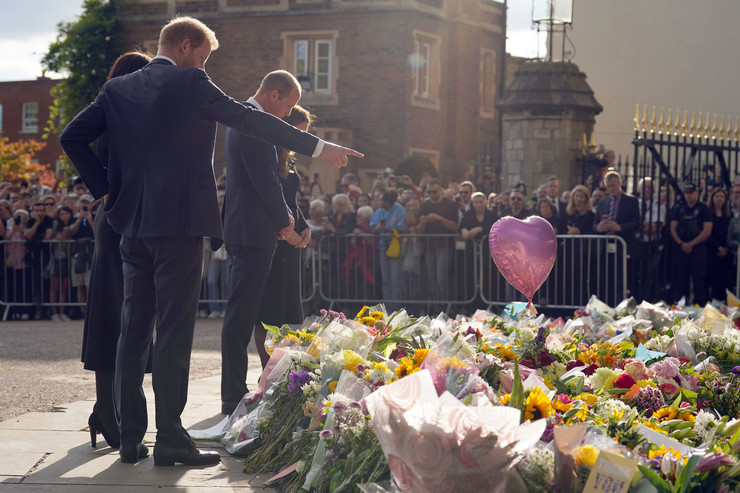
top-left (366, 369), bottom-right (543, 493)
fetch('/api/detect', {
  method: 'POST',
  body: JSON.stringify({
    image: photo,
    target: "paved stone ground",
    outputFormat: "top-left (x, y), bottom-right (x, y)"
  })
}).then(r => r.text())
top-left (0, 318), bottom-right (225, 422)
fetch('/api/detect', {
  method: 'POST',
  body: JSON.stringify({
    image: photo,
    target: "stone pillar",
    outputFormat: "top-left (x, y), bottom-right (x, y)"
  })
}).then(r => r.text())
top-left (498, 61), bottom-right (602, 193)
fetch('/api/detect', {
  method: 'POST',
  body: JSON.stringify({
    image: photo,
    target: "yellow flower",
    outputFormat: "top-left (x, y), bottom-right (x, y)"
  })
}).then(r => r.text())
top-left (342, 350), bottom-right (367, 373)
top-left (653, 407), bottom-right (677, 422)
top-left (677, 411), bottom-right (695, 422)
top-left (373, 362), bottom-right (390, 373)
top-left (359, 316), bottom-right (377, 327)
top-left (356, 306), bottom-right (369, 319)
top-left (525, 388), bottom-right (553, 421)
top-left (492, 344), bottom-right (517, 362)
top-left (282, 334), bottom-right (301, 345)
top-left (321, 398), bottom-right (333, 414)
top-left (499, 393), bottom-right (511, 405)
top-left (413, 348), bottom-right (430, 365)
top-left (327, 381), bottom-right (338, 392)
top-left (576, 445), bottom-right (599, 468)
top-left (481, 344), bottom-right (490, 352)
top-left (395, 357), bottom-right (419, 378)
top-left (551, 396), bottom-right (573, 413)
top-left (576, 393), bottom-right (598, 407)
top-left (648, 445), bottom-right (682, 460)
top-left (370, 311), bottom-right (385, 320)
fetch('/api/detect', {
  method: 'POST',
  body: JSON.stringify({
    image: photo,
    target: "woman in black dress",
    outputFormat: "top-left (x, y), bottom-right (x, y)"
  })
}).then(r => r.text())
top-left (80, 51), bottom-right (152, 450)
top-left (254, 105), bottom-right (314, 368)
top-left (707, 187), bottom-right (733, 301)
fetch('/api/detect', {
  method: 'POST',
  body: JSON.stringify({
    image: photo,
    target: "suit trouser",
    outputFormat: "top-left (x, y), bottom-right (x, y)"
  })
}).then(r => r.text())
top-left (115, 236), bottom-right (202, 448)
top-left (220, 242), bottom-right (276, 408)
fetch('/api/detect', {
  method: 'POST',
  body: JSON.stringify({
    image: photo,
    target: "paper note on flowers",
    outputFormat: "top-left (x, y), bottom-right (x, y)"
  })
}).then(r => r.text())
top-left (366, 369), bottom-right (545, 492)
top-left (583, 450), bottom-right (639, 493)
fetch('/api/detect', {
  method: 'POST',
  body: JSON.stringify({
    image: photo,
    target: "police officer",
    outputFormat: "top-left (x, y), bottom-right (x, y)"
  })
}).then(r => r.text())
top-left (669, 182), bottom-right (713, 305)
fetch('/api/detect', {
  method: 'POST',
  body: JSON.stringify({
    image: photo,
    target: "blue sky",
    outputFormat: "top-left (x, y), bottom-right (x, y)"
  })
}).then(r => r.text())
top-left (0, 0), bottom-right (538, 81)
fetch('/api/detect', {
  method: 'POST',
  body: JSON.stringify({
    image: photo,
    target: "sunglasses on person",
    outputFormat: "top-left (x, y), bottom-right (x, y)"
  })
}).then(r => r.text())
top-left (44, 202), bottom-right (55, 206)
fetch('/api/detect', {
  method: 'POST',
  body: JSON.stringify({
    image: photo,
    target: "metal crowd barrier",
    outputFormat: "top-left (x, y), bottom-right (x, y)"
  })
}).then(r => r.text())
top-left (479, 234), bottom-right (629, 310)
top-left (0, 233), bottom-right (639, 320)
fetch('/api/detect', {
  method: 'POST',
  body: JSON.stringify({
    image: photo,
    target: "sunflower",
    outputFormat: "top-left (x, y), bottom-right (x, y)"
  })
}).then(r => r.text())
top-left (359, 316), bottom-right (378, 327)
top-left (525, 388), bottom-right (553, 421)
top-left (370, 311), bottom-right (385, 320)
top-left (327, 381), bottom-right (338, 392)
top-left (413, 348), bottom-right (430, 365)
top-left (356, 306), bottom-right (369, 319)
top-left (653, 407), bottom-right (677, 421)
top-left (499, 393), bottom-right (511, 405)
top-left (551, 395), bottom-right (573, 413)
top-left (491, 344), bottom-right (517, 362)
top-left (394, 357), bottom-right (419, 378)
top-left (677, 411), bottom-right (695, 422)
top-left (648, 445), bottom-right (682, 460)
top-left (282, 334), bottom-right (302, 345)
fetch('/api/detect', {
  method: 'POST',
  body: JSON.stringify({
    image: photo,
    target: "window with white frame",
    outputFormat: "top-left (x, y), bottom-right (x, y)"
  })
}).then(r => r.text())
top-left (282, 31), bottom-right (338, 101)
top-left (411, 31), bottom-right (441, 109)
top-left (22, 102), bottom-right (39, 133)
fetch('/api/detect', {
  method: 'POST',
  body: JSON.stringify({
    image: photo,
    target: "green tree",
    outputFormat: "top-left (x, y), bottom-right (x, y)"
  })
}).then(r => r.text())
top-left (41, 0), bottom-right (123, 167)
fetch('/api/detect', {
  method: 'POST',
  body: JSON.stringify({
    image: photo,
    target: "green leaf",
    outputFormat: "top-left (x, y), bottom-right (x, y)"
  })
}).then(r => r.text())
top-left (673, 454), bottom-right (700, 493)
top-left (261, 322), bottom-right (282, 340)
top-left (636, 464), bottom-right (672, 493)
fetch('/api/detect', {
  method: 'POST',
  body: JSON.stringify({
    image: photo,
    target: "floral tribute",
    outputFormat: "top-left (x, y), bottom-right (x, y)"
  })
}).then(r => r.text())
top-left (190, 297), bottom-right (740, 492)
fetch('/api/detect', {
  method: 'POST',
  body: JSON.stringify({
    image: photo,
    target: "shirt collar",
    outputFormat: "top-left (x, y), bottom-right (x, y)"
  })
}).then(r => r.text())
top-left (246, 97), bottom-right (263, 111)
top-left (153, 55), bottom-right (177, 66)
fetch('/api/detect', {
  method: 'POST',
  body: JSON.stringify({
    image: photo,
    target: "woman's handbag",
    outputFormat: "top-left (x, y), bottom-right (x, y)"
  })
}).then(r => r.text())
top-left (385, 229), bottom-right (401, 258)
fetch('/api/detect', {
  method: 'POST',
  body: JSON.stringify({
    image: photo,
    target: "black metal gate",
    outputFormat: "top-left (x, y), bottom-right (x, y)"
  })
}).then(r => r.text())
top-left (613, 105), bottom-right (740, 303)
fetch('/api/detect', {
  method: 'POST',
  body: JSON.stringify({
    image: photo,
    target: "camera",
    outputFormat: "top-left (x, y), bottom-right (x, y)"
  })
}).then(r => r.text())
top-left (82, 206), bottom-right (88, 212)
top-left (14, 216), bottom-right (21, 225)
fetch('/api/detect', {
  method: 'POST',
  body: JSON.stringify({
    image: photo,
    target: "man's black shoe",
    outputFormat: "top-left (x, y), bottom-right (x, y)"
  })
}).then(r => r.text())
top-left (120, 442), bottom-right (149, 463)
top-left (153, 443), bottom-right (221, 467)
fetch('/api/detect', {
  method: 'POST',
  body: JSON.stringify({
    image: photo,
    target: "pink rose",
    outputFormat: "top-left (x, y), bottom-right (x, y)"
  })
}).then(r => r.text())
top-left (660, 382), bottom-right (679, 395)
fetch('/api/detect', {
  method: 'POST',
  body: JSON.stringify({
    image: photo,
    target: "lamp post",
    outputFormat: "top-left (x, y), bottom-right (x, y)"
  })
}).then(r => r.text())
top-left (532, 0), bottom-right (573, 62)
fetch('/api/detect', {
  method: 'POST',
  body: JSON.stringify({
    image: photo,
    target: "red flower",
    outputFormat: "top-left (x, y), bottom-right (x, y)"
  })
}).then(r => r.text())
top-left (582, 364), bottom-right (599, 376)
top-left (614, 374), bottom-right (637, 389)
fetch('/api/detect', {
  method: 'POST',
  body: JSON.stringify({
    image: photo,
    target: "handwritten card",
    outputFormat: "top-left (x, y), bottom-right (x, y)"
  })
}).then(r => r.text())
top-left (583, 450), bottom-right (639, 493)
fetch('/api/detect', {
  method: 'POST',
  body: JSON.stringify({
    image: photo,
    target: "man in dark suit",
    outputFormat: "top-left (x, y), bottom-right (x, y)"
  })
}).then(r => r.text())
top-left (59, 16), bottom-right (362, 467)
top-left (546, 175), bottom-right (569, 217)
top-left (220, 70), bottom-right (309, 414)
top-left (593, 170), bottom-right (640, 304)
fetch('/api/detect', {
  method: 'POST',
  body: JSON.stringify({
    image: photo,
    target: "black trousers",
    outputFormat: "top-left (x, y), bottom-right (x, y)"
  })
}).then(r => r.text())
top-left (115, 236), bottom-right (202, 448)
top-left (672, 244), bottom-right (709, 306)
top-left (220, 242), bottom-right (276, 408)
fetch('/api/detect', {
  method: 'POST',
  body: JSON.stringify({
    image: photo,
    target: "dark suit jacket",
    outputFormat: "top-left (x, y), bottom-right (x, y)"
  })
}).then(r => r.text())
top-left (59, 58), bottom-right (318, 243)
top-left (223, 102), bottom-right (290, 248)
top-left (593, 192), bottom-right (640, 248)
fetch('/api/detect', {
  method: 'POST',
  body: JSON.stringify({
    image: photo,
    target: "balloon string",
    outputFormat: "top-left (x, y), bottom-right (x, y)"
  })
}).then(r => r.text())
top-left (527, 300), bottom-right (538, 316)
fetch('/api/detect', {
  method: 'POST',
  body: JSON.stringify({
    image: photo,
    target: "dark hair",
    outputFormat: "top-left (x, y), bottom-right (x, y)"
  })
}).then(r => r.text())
top-left (709, 187), bottom-right (731, 217)
top-left (278, 104), bottom-right (314, 179)
top-left (108, 51), bottom-right (153, 80)
top-left (382, 189), bottom-right (398, 204)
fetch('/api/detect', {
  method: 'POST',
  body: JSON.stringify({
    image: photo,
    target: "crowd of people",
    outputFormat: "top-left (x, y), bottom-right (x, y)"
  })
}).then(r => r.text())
top-left (4, 162), bottom-right (739, 319)
top-left (1, 175), bottom-right (95, 321)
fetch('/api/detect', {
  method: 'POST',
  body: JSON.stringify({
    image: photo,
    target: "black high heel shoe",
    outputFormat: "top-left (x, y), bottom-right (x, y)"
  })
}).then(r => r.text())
top-left (88, 411), bottom-right (121, 450)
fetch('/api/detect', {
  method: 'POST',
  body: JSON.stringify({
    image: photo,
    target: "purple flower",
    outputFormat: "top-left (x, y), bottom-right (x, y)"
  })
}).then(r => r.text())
top-left (288, 370), bottom-right (312, 393)
top-left (319, 429), bottom-right (334, 440)
top-left (732, 366), bottom-right (740, 376)
top-left (349, 401), bottom-right (363, 410)
top-left (333, 401), bottom-right (348, 414)
top-left (534, 327), bottom-right (547, 347)
top-left (696, 452), bottom-right (734, 473)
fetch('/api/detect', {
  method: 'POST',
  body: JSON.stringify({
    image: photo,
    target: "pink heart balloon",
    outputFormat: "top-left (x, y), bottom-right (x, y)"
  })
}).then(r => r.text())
top-left (488, 216), bottom-right (557, 304)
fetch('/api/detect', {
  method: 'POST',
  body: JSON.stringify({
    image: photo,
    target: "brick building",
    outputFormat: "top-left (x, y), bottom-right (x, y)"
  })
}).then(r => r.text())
top-left (118, 0), bottom-right (507, 191)
top-left (0, 76), bottom-right (62, 170)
